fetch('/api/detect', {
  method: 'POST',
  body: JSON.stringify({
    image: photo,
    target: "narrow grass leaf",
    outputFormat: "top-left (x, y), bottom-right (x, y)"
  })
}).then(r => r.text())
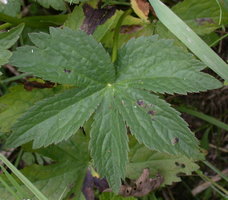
top-left (177, 106), bottom-right (228, 131)
top-left (0, 175), bottom-right (20, 200)
top-left (0, 154), bottom-right (48, 200)
top-left (0, 166), bottom-right (26, 199)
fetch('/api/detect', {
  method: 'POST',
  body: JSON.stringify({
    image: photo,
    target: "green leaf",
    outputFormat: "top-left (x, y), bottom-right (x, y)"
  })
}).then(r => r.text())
top-left (0, 49), bottom-right (11, 66)
top-left (0, 0), bottom-right (22, 17)
top-left (0, 24), bottom-right (24, 50)
top-left (0, 130), bottom-right (90, 200)
top-left (114, 86), bottom-right (203, 159)
top-left (10, 27), bottom-right (115, 87)
top-left (64, 5), bottom-right (85, 30)
top-left (32, 0), bottom-right (66, 11)
top-left (93, 10), bottom-right (121, 42)
top-left (172, 0), bottom-right (228, 35)
top-left (7, 86), bottom-right (104, 148)
top-left (116, 36), bottom-right (222, 94)
top-left (8, 28), bottom-right (220, 192)
top-left (0, 85), bottom-right (57, 133)
top-left (0, 24), bottom-right (24, 69)
top-left (149, 0), bottom-right (228, 81)
top-left (90, 87), bottom-right (129, 193)
top-left (101, 13), bottom-right (151, 48)
top-left (127, 136), bottom-right (199, 185)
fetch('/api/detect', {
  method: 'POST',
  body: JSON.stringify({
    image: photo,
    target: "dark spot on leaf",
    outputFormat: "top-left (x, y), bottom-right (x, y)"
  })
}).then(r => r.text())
top-left (139, 181), bottom-right (142, 185)
top-left (148, 110), bottom-right (156, 115)
top-left (137, 100), bottom-right (144, 106)
top-left (64, 69), bottom-right (71, 73)
top-left (195, 18), bottom-right (215, 25)
top-left (24, 80), bottom-right (55, 91)
top-left (175, 162), bottom-right (180, 166)
top-left (120, 25), bottom-right (143, 34)
top-left (172, 137), bottom-right (179, 144)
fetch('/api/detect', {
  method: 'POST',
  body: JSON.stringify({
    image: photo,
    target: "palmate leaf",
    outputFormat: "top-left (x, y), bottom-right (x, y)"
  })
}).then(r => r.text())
top-left (7, 27), bottom-right (221, 191)
top-left (0, 130), bottom-right (90, 200)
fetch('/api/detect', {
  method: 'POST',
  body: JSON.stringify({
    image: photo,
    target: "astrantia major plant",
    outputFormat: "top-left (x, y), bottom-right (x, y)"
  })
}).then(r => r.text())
top-left (7, 27), bottom-right (221, 192)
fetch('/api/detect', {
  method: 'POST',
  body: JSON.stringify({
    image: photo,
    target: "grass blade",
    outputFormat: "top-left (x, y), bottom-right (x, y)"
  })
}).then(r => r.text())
top-left (0, 154), bottom-right (48, 200)
top-left (148, 0), bottom-right (228, 81)
top-left (196, 170), bottom-right (228, 197)
top-left (203, 160), bottom-right (228, 182)
top-left (177, 106), bottom-right (228, 131)
top-left (0, 165), bottom-right (26, 199)
top-left (0, 175), bottom-right (20, 200)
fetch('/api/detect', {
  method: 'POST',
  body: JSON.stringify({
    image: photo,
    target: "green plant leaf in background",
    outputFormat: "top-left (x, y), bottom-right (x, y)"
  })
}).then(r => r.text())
top-left (0, 49), bottom-right (11, 66)
top-left (126, 136), bottom-right (199, 186)
top-left (0, 130), bottom-right (90, 200)
top-left (0, 84), bottom-right (57, 133)
top-left (0, 24), bottom-right (24, 73)
top-left (149, 0), bottom-right (228, 81)
top-left (64, 5), bottom-right (85, 30)
top-left (172, 0), bottom-right (228, 35)
top-left (6, 27), bottom-right (221, 192)
top-left (0, 23), bottom-right (24, 49)
top-left (0, 0), bottom-right (22, 17)
top-left (32, 0), bottom-right (66, 11)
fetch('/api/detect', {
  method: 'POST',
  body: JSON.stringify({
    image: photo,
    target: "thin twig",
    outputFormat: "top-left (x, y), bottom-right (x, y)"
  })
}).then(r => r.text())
top-left (192, 169), bottom-right (228, 196)
top-left (209, 144), bottom-right (228, 153)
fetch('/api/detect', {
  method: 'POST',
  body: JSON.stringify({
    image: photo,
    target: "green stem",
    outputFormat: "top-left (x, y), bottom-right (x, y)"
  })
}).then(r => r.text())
top-left (0, 175), bottom-right (20, 200)
top-left (112, 9), bottom-right (132, 64)
top-left (203, 161), bottom-right (228, 182)
top-left (196, 170), bottom-right (228, 196)
top-left (210, 33), bottom-right (228, 47)
top-left (1, 72), bottom-right (33, 84)
top-left (0, 165), bottom-right (26, 199)
top-left (14, 149), bottom-right (23, 168)
top-left (0, 13), bottom-right (67, 28)
top-left (104, 1), bottom-right (130, 6)
top-left (177, 106), bottom-right (228, 131)
top-left (0, 22), bottom-right (12, 31)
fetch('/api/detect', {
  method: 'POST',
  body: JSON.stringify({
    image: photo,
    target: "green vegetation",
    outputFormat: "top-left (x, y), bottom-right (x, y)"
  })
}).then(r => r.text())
top-left (0, 0), bottom-right (227, 199)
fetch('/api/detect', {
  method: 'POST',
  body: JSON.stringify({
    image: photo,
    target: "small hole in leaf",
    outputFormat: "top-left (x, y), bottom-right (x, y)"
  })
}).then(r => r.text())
top-left (64, 69), bottom-right (71, 73)
top-left (172, 137), bottom-right (179, 144)
top-left (126, 189), bottom-right (130, 193)
top-left (175, 162), bottom-right (180, 166)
